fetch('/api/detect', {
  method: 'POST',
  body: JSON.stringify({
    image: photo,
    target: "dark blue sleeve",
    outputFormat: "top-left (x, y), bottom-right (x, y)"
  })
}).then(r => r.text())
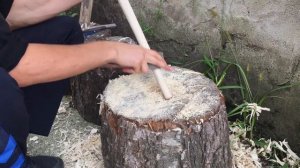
top-left (0, 13), bottom-right (28, 71)
top-left (0, 0), bottom-right (13, 17)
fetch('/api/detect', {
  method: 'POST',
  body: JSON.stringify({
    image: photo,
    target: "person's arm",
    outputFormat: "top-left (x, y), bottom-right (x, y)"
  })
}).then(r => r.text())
top-left (6, 0), bottom-right (82, 30)
top-left (9, 41), bottom-right (170, 87)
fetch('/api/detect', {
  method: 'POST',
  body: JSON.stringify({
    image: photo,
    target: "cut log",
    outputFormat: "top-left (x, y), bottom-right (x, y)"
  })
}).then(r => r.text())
top-left (100, 67), bottom-right (232, 168)
top-left (71, 68), bottom-right (121, 124)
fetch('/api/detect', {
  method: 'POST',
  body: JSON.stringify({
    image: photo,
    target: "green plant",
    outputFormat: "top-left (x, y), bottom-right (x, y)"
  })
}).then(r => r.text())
top-left (195, 53), bottom-right (299, 138)
top-left (59, 10), bottom-right (78, 17)
top-left (198, 56), bottom-right (253, 137)
top-left (154, 8), bottom-right (164, 22)
top-left (140, 21), bottom-right (155, 37)
top-left (154, 0), bottom-right (164, 22)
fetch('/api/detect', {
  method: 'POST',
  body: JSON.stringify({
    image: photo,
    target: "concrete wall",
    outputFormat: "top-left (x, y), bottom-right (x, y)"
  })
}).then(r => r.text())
top-left (92, 0), bottom-right (300, 153)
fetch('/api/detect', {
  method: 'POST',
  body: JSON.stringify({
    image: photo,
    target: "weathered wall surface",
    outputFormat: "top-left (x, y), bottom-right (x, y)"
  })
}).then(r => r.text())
top-left (92, 0), bottom-right (300, 152)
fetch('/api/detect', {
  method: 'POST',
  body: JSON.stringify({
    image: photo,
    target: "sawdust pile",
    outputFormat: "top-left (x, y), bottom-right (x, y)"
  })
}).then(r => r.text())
top-left (57, 127), bottom-right (102, 168)
top-left (230, 134), bottom-right (261, 168)
top-left (104, 67), bottom-right (220, 122)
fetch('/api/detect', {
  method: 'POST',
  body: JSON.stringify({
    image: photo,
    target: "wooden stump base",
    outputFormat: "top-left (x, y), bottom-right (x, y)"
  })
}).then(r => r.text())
top-left (100, 67), bottom-right (232, 168)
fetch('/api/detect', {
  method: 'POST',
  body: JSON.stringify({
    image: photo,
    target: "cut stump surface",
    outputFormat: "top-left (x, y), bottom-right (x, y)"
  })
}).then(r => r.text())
top-left (100, 67), bottom-right (232, 168)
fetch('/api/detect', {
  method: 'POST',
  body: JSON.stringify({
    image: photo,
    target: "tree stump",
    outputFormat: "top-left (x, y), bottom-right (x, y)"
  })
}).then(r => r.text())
top-left (100, 67), bottom-right (232, 168)
top-left (71, 68), bottom-right (121, 124)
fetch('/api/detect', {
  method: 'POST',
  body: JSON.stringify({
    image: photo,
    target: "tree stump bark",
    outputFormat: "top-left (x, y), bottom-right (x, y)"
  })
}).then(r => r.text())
top-left (100, 67), bottom-right (232, 168)
top-left (71, 68), bottom-right (121, 124)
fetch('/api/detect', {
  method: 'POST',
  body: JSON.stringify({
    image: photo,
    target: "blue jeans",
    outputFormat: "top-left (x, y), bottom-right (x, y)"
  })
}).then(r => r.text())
top-left (0, 16), bottom-right (84, 167)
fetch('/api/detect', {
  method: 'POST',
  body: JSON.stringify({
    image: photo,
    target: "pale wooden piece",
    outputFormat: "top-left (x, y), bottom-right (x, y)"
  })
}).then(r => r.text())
top-left (79, 0), bottom-right (94, 29)
top-left (118, 0), bottom-right (172, 100)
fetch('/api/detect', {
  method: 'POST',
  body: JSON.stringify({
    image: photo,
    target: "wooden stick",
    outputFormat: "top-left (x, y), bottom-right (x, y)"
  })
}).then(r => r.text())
top-left (79, 0), bottom-right (94, 29)
top-left (118, 0), bottom-right (173, 100)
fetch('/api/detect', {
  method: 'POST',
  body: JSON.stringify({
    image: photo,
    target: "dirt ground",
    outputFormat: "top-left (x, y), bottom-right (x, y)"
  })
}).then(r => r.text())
top-left (27, 96), bottom-right (258, 168)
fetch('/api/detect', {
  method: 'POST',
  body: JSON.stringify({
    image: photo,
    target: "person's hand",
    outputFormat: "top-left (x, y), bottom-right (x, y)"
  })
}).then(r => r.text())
top-left (104, 42), bottom-right (172, 73)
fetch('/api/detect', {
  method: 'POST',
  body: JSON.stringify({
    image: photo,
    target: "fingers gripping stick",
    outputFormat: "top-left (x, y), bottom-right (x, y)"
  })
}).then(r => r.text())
top-left (118, 0), bottom-right (172, 100)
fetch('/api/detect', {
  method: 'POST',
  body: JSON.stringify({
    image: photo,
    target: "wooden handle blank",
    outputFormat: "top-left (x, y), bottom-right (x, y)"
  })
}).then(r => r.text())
top-left (118, 0), bottom-right (172, 100)
top-left (118, 0), bottom-right (150, 49)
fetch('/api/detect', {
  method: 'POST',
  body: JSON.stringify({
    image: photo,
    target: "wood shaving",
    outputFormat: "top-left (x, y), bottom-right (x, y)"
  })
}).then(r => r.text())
top-left (230, 134), bottom-right (261, 168)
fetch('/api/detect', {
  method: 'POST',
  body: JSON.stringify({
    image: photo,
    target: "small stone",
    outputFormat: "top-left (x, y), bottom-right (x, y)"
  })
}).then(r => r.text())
top-left (29, 136), bottom-right (39, 141)
top-left (59, 106), bottom-right (67, 113)
top-left (90, 128), bottom-right (98, 134)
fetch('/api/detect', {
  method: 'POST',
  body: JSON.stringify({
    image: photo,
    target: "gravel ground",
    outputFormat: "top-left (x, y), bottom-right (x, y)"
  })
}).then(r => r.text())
top-left (27, 96), bottom-right (259, 168)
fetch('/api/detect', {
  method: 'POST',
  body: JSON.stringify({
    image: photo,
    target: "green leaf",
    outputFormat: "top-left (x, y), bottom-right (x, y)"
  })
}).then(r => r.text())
top-left (254, 139), bottom-right (268, 148)
top-left (219, 85), bottom-right (244, 90)
top-left (258, 83), bottom-right (300, 105)
top-left (281, 163), bottom-right (289, 168)
top-left (227, 103), bottom-right (248, 117)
